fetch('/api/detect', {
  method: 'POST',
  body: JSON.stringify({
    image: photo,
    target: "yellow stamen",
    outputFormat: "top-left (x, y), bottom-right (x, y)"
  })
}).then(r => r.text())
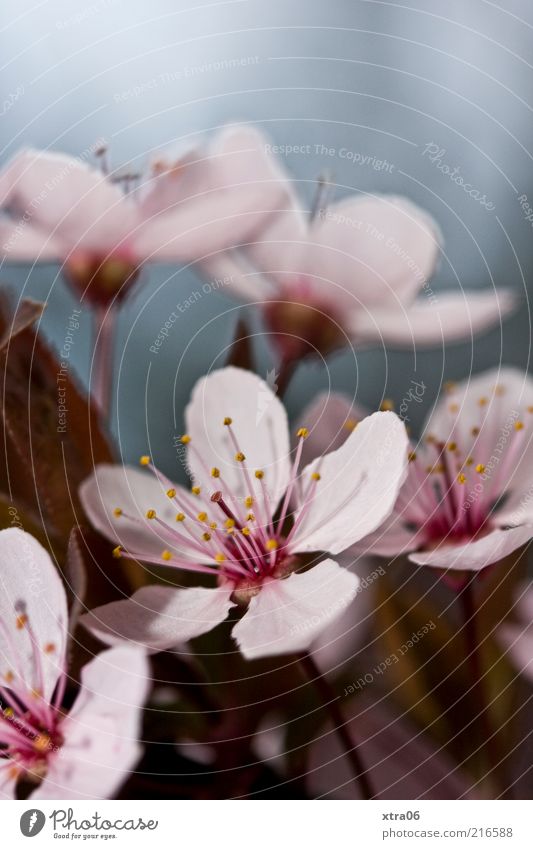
top-left (209, 522), bottom-right (217, 529)
top-left (223, 417), bottom-right (233, 426)
top-left (4, 671), bottom-right (14, 683)
top-left (241, 527), bottom-right (251, 536)
top-left (447, 442), bottom-right (457, 452)
top-left (408, 451), bottom-right (417, 462)
top-left (311, 472), bottom-right (321, 481)
top-left (478, 397), bottom-right (488, 407)
top-left (224, 519), bottom-right (235, 529)
top-left (166, 488), bottom-right (176, 498)
top-left (113, 507), bottom-right (122, 517)
top-left (161, 550), bottom-right (172, 561)
top-left (211, 467), bottom-right (220, 478)
top-left (202, 533), bottom-right (212, 542)
top-left (191, 486), bottom-right (201, 496)
top-left (266, 539), bottom-right (278, 551)
top-left (180, 434), bottom-right (191, 444)
top-left (145, 509), bottom-right (156, 520)
top-left (245, 496), bottom-right (254, 508)
top-left (4, 707), bottom-right (14, 719)
top-left (176, 512), bottom-right (186, 522)
top-left (34, 734), bottom-right (51, 753)
top-left (471, 427), bottom-right (480, 437)
top-left (197, 512), bottom-right (208, 522)
top-left (457, 473), bottom-right (466, 484)
top-left (214, 553), bottom-right (225, 563)
top-left (515, 421), bottom-right (524, 431)
top-left (234, 452), bottom-right (246, 462)
top-left (344, 418), bottom-right (358, 432)
top-left (380, 399), bottom-right (394, 412)
top-left (465, 457), bottom-right (474, 466)
top-left (16, 614), bottom-right (27, 630)
top-left (475, 464), bottom-right (486, 474)
top-left (247, 512), bottom-right (255, 521)
top-left (139, 455), bottom-right (150, 466)
top-left (254, 470), bottom-right (264, 479)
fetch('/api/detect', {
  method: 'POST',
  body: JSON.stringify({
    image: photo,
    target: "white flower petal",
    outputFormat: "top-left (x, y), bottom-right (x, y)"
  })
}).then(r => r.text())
top-left (291, 411), bottom-right (408, 555)
top-left (408, 524), bottom-right (533, 571)
top-left (81, 584), bottom-right (234, 651)
top-left (0, 529), bottom-right (67, 700)
top-left (232, 559), bottom-right (359, 660)
top-left (185, 367), bottom-right (291, 512)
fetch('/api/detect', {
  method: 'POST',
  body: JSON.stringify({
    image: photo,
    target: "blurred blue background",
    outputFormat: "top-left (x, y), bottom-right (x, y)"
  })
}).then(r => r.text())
top-left (1, 0), bottom-right (532, 478)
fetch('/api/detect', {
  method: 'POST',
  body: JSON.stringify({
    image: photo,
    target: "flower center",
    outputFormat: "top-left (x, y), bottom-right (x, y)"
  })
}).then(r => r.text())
top-left (65, 251), bottom-right (139, 306)
top-left (398, 388), bottom-right (532, 548)
top-left (0, 612), bottom-right (65, 791)
top-left (112, 424), bottom-right (322, 589)
top-left (263, 288), bottom-right (345, 361)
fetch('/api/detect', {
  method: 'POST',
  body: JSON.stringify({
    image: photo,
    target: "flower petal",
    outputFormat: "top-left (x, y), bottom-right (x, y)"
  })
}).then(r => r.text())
top-left (0, 529), bottom-right (67, 700)
top-left (305, 195), bottom-right (440, 310)
top-left (232, 559), bottom-right (359, 660)
top-left (81, 584), bottom-right (234, 651)
top-left (185, 366), bottom-right (291, 512)
top-left (0, 220), bottom-right (62, 261)
top-left (137, 125), bottom-right (290, 260)
top-left (0, 148), bottom-right (136, 252)
top-left (408, 524), bottom-right (533, 571)
top-left (356, 289), bottom-right (516, 347)
top-left (290, 411), bottom-right (409, 555)
top-left (33, 646), bottom-right (148, 800)
top-left (79, 463), bottom-right (212, 564)
top-left (297, 391), bottom-right (369, 466)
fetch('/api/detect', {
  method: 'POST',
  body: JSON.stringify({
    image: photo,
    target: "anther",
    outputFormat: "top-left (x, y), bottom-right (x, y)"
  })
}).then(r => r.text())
top-left (223, 417), bottom-right (233, 426)
top-left (166, 488), bottom-right (176, 498)
top-left (161, 550), bottom-right (172, 561)
top-left (380, 399), bottom-right (394, 412)
top-left (113, 507), bottom-right (123, 517)
top-left (408, 451), bottom-right (417, 462)
top-left (15, 614), bottom-right (28, 630)
top-left (112, 545), bottom-right (123, 558)
top-left (344, 418), bottom-right (358, 431)
top-left (224, 519), bottom-right (236, 529)
top-left (214, 553), bottom-right (226, 563)
top-left (139, 455), bottom-right (150, 466)
top-left (296, 427), bottom-right (309, 439)
top-left (457, 473), bottom-right (466, 484)
top-left (515, 421), bottom-right (524, 431)
top-left (197, 512), bottom-right (208, 522)
top-left (176, 513), bottom-right (186, 522)
top-left (475, 464), bottom-right (486, 474)
top-left (266, 539), bottom-right (278, 551)
top-left (202, 533), bottom-right (212, 542)
top-left (311, 472), bottom-right (321, 481)
top-left (180, 434), bottom-right (191, 444)
top-left (211, 467), bottom-right (220, 478)
top-left (245, 496), bottom-right (254, 508)
top-left (234, 452), bottom-right (245, 462)
top-left (145, 509), bottom-right (156, 520)
top-left (254, 470), bottom-right (264, 479)
top-left (191, 486), bottom-right (201, 496)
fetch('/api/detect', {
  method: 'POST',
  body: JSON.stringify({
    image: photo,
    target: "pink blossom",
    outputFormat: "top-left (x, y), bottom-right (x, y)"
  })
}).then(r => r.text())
top-left (0, 126), bottom-right (286, 304)
top-left (298, 367), bottom-right (533, 572)
top-left (200, 171), bottom-right (515, 354)
top-left (79, 367), bottom-right (408, 660)
top-left (0, 529), bottom-right (148, 799)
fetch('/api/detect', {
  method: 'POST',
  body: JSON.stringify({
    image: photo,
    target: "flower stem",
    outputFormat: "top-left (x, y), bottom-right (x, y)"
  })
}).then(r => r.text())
top-left (92, 305), bottom-right (116, 421)
top-left (298, 651), bottom-right (374, 799)
top-left (459, 578), bottom-right (506, 790)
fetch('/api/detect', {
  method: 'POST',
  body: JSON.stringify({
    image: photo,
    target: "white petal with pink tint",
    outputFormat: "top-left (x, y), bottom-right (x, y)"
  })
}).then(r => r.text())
top-left (304, 195), bottom-right (440, 309)
top-left (409, 525), bottom-right (533, 571)
top-left (81, 584), bottom-right (234, 651)
top-left (0, 148), bottom-right (136, 252)
top-left (33, 647), bottom-right (148, 800)
top-left (0, 528), bottom-right (67, 700)
top-left (185, 367), bottom-right (291, 510)
top-left (356, 289), bottom-right (516, 348)
top-left (232, 559), bottom-right (359, 660)
top-left (137, 125), bottom-right (290, 261)
top-left (79, 463), bottom-right (212, 564)
top-left (291, 411), bottom-right (408, 555)
top-left (0, 220), bottom-right (62, 261)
